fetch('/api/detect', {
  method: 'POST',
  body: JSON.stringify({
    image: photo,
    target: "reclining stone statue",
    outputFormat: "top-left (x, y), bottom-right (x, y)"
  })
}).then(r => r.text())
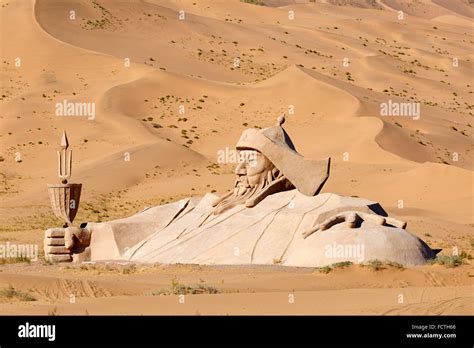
top-left (44, 116), bottom-right (435, 266)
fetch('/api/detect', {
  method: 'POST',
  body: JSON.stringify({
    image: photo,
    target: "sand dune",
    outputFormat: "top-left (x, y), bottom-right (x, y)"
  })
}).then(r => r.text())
top-left (0, 0), bottom-right (472, 315)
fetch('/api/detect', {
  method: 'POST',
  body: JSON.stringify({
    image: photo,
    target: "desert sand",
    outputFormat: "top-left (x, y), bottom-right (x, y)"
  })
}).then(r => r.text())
top-left (0, 0), bottom-right (472, 315)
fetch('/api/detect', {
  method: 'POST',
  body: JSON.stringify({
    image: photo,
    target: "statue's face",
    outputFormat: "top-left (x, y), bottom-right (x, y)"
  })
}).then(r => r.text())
top-left (234, 150), bottom-right (273, 195)
top-left (212, 148), bottom-right (291, 215)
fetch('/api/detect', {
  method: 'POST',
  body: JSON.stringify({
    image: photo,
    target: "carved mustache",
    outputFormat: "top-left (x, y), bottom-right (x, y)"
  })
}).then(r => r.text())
top-left (234, 175), bottom-right (251, 189)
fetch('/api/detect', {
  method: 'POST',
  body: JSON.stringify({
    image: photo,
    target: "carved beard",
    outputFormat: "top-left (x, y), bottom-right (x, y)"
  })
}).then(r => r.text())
top-left (212, 167), bottom-right (293, 215)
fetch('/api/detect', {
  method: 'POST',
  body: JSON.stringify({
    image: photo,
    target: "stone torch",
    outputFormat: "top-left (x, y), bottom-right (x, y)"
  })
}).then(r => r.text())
top-left (45, 131), bottom-right (82, 262)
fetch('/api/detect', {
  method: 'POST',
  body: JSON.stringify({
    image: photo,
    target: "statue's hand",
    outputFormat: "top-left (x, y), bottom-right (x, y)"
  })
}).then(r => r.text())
top-left (302, 211), bottom-right (407, 239)
top-left (44, 226), bottom-right (91, 262)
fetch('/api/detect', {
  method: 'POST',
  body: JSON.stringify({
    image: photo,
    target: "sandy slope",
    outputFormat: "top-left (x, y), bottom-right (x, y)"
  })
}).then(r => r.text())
top-left (0, 0), bottom-right (472, 315)
top-left (0, 262), bottom-right (472, 315)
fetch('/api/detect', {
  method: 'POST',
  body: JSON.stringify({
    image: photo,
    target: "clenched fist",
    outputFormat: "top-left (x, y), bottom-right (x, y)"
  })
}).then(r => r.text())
top-left (44, 226), bottom-right (91, 262)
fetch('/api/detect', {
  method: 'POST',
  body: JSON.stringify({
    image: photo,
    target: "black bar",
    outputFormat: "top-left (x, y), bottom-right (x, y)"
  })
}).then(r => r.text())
top-left (0, 315), bottom-right (472, 346)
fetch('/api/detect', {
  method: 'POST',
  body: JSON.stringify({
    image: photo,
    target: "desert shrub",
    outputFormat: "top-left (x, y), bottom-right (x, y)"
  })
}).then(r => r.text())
top-left (386, 261), bottom-right (405, 269)
top-left (241, 0), bottom-right (266, 5)
top-left (0, 286), bottom-right (36, 301)
top-left (365, 259), bottom-right (385, 271)
top-left (153, 278), bottom-right (219, 295)
top-left (317, 261), bottom-right (353, 274)
top-left (331, 261), bottom-right (353, 268)
top-left (427, 252), bottom-right (469, 268)
top-left (0, 256), bottom-right (31, 265)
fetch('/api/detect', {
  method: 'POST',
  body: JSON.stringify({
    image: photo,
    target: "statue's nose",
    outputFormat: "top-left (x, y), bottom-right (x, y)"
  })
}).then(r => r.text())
top-left (234, 162), bottom-right (246, 175)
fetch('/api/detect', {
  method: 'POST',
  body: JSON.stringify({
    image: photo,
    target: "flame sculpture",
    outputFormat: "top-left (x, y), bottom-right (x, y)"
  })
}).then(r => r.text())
top-left (47, 131), bottom-right (82, 227)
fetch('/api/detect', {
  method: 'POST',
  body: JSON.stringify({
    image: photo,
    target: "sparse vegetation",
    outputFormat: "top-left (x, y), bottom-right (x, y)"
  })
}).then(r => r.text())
top-left (121, 264), bottom-right (137, 274)
top-left (41, 257), bottom-right (54, 266)
top-left (427, 252), bottom-right (470, 268)
top-left (362, 260), bottom-right (405, 270)
top-left (317, 261), bottom-right (353, 273)
top-left (386, 261), bottom-right (405, 269)
top-left (0, 256), bottom-right (31, 265)
top-left (318, 266), bottom-right (332, 274)
top-left (152, 278), bottom-right (219, 295)
top-left (81, 0), bottom-right (121, 30)
top-left (364, 259), bottom-right (385, 271)
top-left (0, 286), bottom-right (36, 301)
top-left (331, 261), bottom-right (353, 268)
top-left (240, 0), bottom-right (266, 6)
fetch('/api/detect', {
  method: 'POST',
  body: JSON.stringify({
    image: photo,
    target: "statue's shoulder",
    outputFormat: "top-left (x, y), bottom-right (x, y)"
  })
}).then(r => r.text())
top-left (262, 190), bottom-right (386, 217)
top-left (290, 191), bottom-right (388, 221)
top-left (113, 197), bottom-right (194, 223)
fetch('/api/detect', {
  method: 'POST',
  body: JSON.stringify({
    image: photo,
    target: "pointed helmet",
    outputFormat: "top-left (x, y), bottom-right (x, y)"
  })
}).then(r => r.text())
top-left (236, 115), bottom-right (330, 196)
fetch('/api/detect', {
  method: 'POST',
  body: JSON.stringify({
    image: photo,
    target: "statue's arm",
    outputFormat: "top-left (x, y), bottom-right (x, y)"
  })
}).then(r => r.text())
top-left (44, 198), bottom-right (195, 262)
top-left (302, 210), bottom-right (407, 239)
